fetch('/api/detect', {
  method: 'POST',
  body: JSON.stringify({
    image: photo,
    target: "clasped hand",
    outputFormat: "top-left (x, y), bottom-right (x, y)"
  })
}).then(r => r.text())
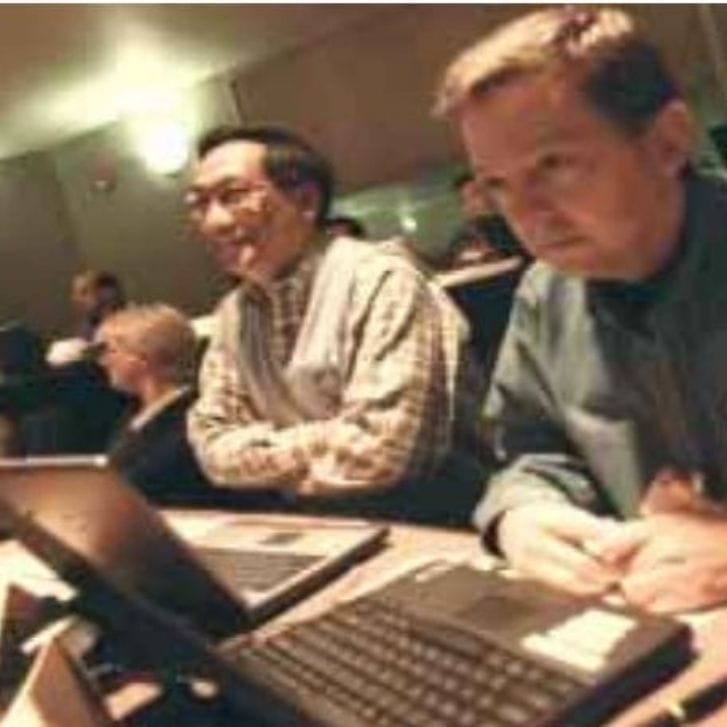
top-left (499, 474), bottom-right (727, 613)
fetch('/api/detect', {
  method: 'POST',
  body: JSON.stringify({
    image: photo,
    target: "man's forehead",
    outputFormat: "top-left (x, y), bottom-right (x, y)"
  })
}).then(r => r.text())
top-left (191, 140), bottom-right (267, 187)
top-left (463, 73), bottom-right (612, 162)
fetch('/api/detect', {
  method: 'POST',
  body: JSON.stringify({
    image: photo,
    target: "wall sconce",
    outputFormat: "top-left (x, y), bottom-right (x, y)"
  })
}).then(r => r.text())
top-left (134, 119), bottom-right (190, 176)
top-left (399, 210), bottom-right (418, 234)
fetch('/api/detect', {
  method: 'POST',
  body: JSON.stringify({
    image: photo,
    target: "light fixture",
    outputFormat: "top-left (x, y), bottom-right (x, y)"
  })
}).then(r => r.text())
top-left (399, 211), bottom-right (418, 234)
top-left (134, 118), bottom-right (190, 175)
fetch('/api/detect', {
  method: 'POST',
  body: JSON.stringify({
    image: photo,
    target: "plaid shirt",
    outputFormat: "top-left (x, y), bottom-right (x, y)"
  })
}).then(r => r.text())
top-left (188, 240), bottom-right (481, 496)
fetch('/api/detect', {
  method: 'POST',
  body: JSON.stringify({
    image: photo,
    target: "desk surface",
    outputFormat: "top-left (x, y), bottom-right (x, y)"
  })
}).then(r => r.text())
top-left (1, 510), bottom-right (725, 726)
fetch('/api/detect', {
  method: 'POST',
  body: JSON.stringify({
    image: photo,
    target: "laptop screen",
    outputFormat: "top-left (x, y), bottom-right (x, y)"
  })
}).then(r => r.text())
top-left (0, 457), bottom-right (248, 639)
top-left (0, 457), bottom-right (388, 642)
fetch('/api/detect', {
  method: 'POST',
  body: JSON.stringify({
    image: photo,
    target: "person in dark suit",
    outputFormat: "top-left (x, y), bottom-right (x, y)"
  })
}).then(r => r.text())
top-left (94, 304), bottom-right (211, 503)
top-left (47, 270), bottom-right (127, 368)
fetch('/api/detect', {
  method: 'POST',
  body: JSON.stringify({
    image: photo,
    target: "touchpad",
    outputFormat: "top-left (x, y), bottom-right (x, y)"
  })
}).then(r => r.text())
top-left (457, 594), bottom-right (540, 631)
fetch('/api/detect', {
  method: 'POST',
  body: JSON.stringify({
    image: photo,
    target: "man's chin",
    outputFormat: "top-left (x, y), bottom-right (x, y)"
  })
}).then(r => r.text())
top-left (237, 265), bottom-right (274, 293)
top-left (212, 251), bottom-right (241, 275)
top-left (541, 255), bottom-right (631, 280)
top-left (536, 244), bottom-right (600, 276)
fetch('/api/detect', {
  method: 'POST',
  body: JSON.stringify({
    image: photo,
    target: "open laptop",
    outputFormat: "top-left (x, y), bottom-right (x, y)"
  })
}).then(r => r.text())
top-left (0, 457), bottom-right (694, 725)
top-left (0, 456), bottom-right (388, 641)
top-left (217, 562), bottom-right (693, 725)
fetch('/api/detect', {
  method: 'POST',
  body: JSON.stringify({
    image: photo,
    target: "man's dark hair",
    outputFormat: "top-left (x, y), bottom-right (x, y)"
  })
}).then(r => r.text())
top-left (196, 125), bottom-right (334, 226)
top-left (74, 270), bottom-right (125, 306)
top-left (95, 271), bottom-right (123, 295)
top-left (437, 7), bottom-right (682, 136)
top-left (324, 215), bottom-right (368, 239)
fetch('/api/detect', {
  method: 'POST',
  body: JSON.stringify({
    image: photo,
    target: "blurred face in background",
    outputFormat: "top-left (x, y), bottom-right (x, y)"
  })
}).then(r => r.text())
top-left (95, 331), bottom-right (147, 395)
top-left (70, 275), bottom-right (99, 317)
top-left (70, 273), bottom-right (124, 332)
top-left (186, 140), bottom-right (317, 289)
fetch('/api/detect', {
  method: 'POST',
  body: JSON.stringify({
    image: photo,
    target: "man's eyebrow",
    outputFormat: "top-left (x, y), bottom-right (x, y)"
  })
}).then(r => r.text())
top-left (473, 166), bottom-right (503, 183)
top-left (186, 175), bottom-right (244, 194)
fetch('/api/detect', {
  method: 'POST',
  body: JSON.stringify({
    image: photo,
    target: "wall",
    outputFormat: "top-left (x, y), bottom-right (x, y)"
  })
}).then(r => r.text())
top-left (50, 75), bottom-right (239, 320)
top-left (232, 5), bottom-right (523, 193)
top-left (0, 151), bottom-right (81, 337)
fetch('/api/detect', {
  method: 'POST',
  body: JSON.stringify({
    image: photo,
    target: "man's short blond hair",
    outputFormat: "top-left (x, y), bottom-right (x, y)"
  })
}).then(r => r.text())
top-left (435, 6), bottom-right (681, 135)
top-left (98, 304), bottom-right (197, 385)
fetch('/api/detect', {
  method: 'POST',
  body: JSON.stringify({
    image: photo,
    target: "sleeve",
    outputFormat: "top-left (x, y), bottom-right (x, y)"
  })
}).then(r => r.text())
top-left (472, 279), bottom-right (602, 538)
top-left (187, 328), bottom-right (312, 489)
top-left (187, 268), bottom-right (453, 495)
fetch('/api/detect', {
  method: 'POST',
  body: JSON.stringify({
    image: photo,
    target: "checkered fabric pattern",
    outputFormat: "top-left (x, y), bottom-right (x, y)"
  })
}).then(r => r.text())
top-left (188, 246), bottom-right (476, 496)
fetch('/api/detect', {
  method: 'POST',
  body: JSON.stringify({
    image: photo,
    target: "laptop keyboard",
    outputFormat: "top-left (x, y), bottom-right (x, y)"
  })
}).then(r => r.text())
top-left (231, 596), bottom-right (583, 726)
top-left (195, 548), bottom-right (321, 592)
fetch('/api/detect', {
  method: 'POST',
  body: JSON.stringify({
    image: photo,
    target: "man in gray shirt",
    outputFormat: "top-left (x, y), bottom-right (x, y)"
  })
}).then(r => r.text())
top-left (437, 6), bottom-right (727, 613)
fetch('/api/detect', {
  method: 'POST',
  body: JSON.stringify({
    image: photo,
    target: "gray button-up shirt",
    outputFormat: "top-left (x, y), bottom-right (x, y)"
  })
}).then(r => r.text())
top-left (475, 173), bottom-right (727, 536)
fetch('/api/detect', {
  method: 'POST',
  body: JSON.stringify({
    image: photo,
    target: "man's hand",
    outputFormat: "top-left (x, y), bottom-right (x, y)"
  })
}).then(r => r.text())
top-left (611, 512), bottom-right (727, 613)
top-left (498, 502), bottom-right (625, 595)
top-left (593, 468), bottom-right (727, 613)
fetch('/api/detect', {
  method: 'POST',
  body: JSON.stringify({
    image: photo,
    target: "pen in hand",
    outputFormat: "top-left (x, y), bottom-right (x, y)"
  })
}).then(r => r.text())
top-left (633, 673), bottom-right (727, 726)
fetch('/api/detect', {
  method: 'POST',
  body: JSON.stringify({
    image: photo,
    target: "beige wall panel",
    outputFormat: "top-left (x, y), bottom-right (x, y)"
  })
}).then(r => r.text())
top-left (50, 76), bottom-right (240, 321)
top-left (233, 5), bottom-right (524, 192)
top-left (0, 152), bottom-right (81, 338)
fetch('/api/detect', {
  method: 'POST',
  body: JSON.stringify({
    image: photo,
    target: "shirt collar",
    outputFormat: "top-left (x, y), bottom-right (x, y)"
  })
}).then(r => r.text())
top-left (587, 171), bottom-right (709, 329)
top-left (129, 385), bottom-right (190, 431)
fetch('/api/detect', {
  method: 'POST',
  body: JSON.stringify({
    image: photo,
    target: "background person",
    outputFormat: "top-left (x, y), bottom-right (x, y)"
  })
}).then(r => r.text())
top-left (47, 270), bottom-right (126, 367)
top-left (446, 171), bottom-right (525, 269)
top-left (95, 304), bottom-right (210, 502)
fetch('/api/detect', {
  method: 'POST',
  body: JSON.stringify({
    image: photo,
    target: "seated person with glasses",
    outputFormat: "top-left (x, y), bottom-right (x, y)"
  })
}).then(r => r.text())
top-left (94, 304), bottom-right (211, 502)
top-left (184, 125), bottom-right (486, 525)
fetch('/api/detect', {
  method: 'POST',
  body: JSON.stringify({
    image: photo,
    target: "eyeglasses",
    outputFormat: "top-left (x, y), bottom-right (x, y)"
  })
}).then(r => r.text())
top-left (184, 182), bottom-right (270, 219)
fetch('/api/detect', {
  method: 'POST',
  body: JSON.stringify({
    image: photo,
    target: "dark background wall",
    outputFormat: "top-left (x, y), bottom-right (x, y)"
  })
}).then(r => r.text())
top-left (0, 151), bottom-right (80, 336)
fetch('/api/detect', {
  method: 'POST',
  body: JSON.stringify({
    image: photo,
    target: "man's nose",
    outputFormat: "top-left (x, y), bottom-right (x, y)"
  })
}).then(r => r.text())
top-left (501, 180), bottom-right (557, 237)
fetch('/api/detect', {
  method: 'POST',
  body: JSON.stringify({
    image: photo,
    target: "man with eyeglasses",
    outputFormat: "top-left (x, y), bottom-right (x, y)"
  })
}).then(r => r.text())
top-left (184, 126), bottom-right (484, 523)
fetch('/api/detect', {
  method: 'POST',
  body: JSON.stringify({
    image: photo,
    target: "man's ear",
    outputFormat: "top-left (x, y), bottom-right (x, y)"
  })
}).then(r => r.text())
top-left (646, 100), bottom-right (695, 177)
top-left (288, 183), bottom-right (320, 223)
